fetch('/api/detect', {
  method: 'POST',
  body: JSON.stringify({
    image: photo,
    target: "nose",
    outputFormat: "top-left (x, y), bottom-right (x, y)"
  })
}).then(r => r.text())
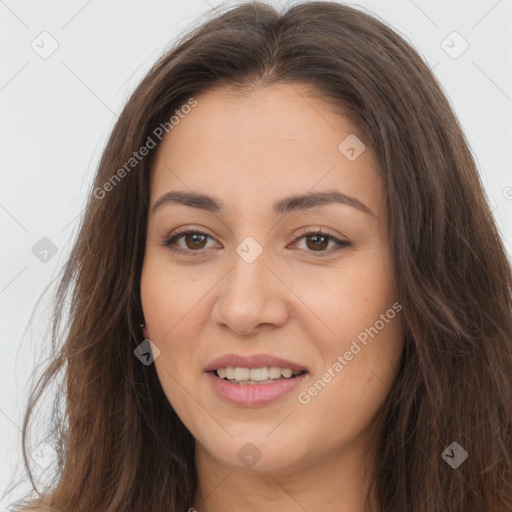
top-left (210, 244), bottom-right (289, 336)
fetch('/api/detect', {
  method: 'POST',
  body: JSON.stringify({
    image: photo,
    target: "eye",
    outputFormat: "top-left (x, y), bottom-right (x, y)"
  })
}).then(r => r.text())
top-left (290, 227), bottom-right (351, 256)
top-left (162, 227), bottom-right (351, 257)
top-left (163, 228), bottom-right (217, 255)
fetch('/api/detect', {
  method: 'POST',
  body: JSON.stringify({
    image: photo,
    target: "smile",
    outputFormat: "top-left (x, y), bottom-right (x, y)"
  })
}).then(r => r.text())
top-left (206, 368), bottom-right (308, 406)
top-left (215, 366), bottom-right (306, 385)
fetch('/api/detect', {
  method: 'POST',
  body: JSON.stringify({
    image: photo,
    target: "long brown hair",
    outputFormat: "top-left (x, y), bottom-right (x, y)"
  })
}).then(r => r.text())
top-left (12, 1), bottom-right (512, 511)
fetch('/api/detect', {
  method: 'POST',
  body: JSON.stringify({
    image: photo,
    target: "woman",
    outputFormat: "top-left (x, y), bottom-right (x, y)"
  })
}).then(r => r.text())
top-left (15, 1), bottom-right (512, 511)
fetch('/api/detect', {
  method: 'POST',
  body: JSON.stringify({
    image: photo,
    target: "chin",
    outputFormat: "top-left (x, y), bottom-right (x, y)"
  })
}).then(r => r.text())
top-left (198, 432), bottom-right (306, 474)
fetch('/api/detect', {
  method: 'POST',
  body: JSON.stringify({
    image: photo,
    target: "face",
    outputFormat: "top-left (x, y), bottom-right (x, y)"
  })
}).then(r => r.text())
top-left (140, 83), bottom-right (404, 474)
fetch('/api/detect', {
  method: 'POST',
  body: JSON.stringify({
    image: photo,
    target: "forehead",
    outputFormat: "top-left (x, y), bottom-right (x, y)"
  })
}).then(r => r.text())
top-left (149, 83), bottom-right (384, 219)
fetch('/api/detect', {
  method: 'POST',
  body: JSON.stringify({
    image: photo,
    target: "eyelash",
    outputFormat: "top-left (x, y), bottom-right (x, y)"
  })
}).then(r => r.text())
top-left (162, 227), bottom-right (351, 257)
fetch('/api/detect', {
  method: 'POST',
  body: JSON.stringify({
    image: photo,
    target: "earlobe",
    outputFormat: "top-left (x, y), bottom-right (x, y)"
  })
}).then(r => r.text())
top-left (141, 325), bottom-right (149, 340)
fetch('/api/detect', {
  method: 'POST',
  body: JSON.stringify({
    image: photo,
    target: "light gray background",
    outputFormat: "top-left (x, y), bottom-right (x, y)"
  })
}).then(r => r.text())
top-left (1, 0), bottom-right (511, 508)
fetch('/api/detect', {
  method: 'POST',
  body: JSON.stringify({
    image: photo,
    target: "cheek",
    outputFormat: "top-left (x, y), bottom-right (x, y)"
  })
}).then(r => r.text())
top-left (140, 252), bottom-right (207, 343)
top-left (294, 247), bottom-right (399, 355)
top-left (300, 315), bottom-right (403, 446)
top-left (140, 253), bottom-right (211, 414)
top-left (292, 249), bottom-right (403, 430)
top-left (292, 305), bottom-right (403, 458)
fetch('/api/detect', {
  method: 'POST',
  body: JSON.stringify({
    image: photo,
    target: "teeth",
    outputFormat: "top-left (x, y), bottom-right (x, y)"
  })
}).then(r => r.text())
top-left (234, 367), bottom-right (250, 380)
top-left (268, 366), bottom-right (281, 379)
top-left (249, 367), bottom-right (268, 380)
top-left (215, 366), bottom-right (302, 383)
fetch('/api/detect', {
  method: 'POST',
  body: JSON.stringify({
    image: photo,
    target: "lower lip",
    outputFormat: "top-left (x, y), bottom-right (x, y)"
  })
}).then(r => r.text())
top-left (206, 371), bottom-right (307, 406)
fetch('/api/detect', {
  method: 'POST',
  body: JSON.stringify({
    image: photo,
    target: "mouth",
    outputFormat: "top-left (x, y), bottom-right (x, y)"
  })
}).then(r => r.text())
top-left (204, 354), bottom-right (309, 406)
top-left (212, 366), bottom-right (307, 385)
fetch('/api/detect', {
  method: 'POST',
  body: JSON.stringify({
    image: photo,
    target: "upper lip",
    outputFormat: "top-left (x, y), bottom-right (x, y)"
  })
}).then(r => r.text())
top-left (204, 353), bottom-right (308, 373)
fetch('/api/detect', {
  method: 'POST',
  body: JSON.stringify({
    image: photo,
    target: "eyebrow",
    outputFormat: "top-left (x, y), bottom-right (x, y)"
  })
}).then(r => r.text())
top-left (152, 189), bottom-right (375, 217)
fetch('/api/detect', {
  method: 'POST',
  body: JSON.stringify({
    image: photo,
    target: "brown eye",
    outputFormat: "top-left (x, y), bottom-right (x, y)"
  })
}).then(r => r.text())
top-left (183, 232), bottom-right (208, 250)
top-left (292, 229), bottom-right (351, 256)
top-left (163, 229), bottom-right (215, 255)
top-left (305, 233), bottom-right (329, 251)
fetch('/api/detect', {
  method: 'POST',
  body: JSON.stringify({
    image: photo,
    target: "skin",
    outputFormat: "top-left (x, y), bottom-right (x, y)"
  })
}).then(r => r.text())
top-left (141, 83), bottom-right (405, 512)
